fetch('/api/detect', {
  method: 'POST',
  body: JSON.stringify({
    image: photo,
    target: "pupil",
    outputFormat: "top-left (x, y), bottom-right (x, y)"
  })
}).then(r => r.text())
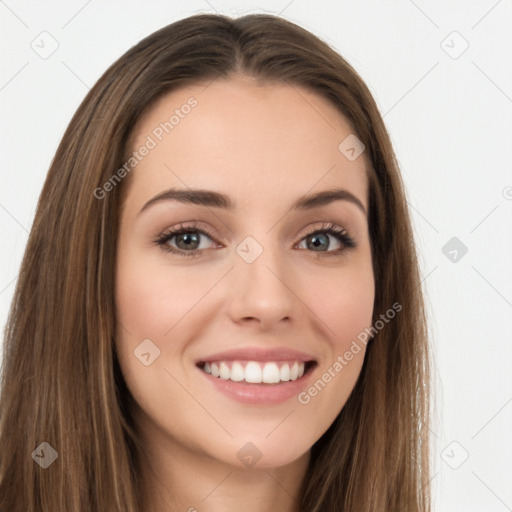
top-left (178, 232), bottom-right (199, 249)
top-left (310, 234), bottom-right (328, 250)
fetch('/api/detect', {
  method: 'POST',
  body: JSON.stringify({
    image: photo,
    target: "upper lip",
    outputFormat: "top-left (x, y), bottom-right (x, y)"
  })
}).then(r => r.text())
top-left (196, 347), bottom-right (317, 364)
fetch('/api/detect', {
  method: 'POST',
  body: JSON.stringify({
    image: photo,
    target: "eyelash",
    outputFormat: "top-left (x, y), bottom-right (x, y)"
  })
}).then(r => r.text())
top-left (153, 221), bottom-right (357, 259)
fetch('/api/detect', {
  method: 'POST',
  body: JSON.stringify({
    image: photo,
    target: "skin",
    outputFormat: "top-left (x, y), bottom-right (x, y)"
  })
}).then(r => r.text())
top-left (114, 75), bottom-right (375, 512)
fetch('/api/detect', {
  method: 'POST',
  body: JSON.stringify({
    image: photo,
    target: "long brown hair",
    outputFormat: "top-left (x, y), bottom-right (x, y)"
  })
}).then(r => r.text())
top-left (0, 13), bottom-right (431, 511)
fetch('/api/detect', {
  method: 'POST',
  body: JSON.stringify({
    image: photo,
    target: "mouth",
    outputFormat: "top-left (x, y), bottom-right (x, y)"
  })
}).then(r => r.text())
top-left (196, 359), bottom-right (317, 385)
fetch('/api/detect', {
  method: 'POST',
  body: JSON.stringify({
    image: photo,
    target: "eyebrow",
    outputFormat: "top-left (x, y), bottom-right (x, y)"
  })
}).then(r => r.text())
top-left (138, 187), bottom-right (367, 216)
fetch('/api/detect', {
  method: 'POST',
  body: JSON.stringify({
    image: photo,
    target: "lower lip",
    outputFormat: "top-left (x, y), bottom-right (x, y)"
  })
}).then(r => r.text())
top-left (197, 364), bottom-right (316, 405)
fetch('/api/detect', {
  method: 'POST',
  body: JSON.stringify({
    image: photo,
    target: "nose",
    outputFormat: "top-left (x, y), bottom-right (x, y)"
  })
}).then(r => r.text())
top-left (226, 240), bottom-right (298, 329)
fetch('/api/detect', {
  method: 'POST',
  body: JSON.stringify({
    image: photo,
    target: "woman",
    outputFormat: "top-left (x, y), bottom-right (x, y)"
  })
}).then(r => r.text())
top-left (0, 13), bottom-right (431, 512)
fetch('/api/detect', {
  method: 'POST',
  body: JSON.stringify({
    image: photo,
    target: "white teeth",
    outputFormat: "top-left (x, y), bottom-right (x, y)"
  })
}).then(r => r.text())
top-left (280, 364), bottom-right (290, 381)
top-left (262, 362), bottom-right (280, 384)
top-left (200, 360), bottom-right (307, 384)
top-left (210, 362), bottom-right (220, 378)
top-left (219, 362), bottom-right (230, 380)
top-left (230, 362), bottom-right (245, 382)
top-left (245, 361), bottom-right (262, 383)
top-left (290, 362), bottom-right (299, 380)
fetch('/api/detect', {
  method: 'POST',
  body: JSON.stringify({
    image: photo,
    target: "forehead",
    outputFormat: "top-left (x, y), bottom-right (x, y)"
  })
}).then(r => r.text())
top-left (125, 76), bottom-right (369, 213)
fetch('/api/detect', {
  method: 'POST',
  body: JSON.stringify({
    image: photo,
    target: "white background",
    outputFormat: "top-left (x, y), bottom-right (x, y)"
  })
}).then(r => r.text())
top-left (1, 1), bottom-right (511, 510)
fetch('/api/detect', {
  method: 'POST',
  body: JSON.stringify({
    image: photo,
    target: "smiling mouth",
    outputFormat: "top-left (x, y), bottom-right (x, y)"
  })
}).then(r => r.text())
top-left (196, 360), bottom-right (317, 384)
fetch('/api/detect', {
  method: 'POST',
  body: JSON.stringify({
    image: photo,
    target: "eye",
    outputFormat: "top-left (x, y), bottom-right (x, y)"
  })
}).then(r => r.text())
top-left (296, 222), bottom-right (356, 256)
top-left (154, 221), bottom-right (357, 258)
top-left (153, 222), bottom-right (218, 258)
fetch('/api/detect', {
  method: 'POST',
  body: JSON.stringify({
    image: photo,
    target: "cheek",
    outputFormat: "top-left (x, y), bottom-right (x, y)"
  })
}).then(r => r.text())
top-left (294, 260), bottom-right (374, 421)
top-left (113, 248), bottom-right (209, 430)
top-left (307, 259), bottom-right (375, 347)
top-left (113, 246), bottom-right (201, 401)
top-left (115, 248), bottom-right (210, 340)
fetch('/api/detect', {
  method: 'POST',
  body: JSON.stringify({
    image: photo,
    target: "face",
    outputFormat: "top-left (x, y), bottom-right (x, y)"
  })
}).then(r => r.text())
top-left (114, 76), bottom-right (375, 470)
